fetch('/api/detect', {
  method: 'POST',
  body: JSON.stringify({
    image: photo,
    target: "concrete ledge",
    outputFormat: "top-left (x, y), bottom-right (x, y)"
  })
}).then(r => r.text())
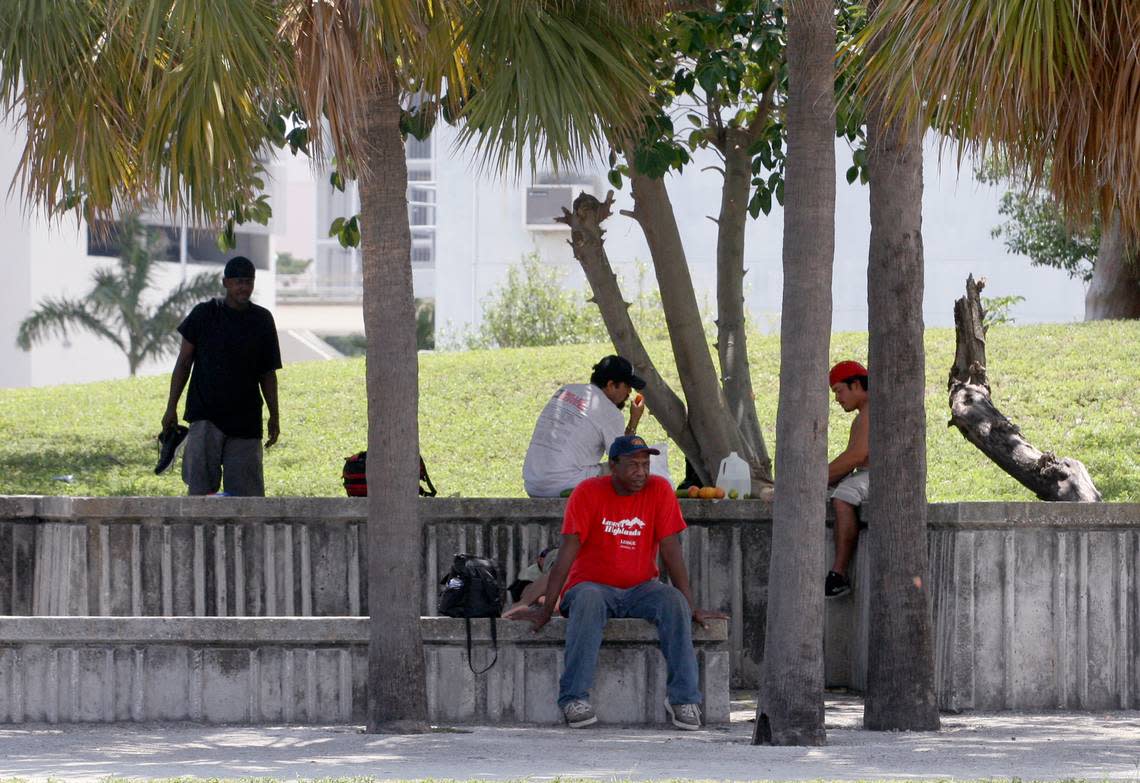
top-left (0, 616), bottom-right (730, 726)
top-left (6, 495), bottom-right (1140, 710)
top-left (0, 495), bottom-right (770, 689)
top-left (0, 615), bottom-right (728, 645)
top-left (0, 494), bottom-right (772, 522)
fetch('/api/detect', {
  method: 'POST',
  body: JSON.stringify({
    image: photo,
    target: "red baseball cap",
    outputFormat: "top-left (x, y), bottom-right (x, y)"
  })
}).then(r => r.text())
top-left (829, 360), bottom-right (867, 387)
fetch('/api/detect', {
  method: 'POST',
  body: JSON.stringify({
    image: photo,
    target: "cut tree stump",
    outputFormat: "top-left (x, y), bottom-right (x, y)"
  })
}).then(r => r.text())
top-left (948, 275), bottom-right (1101, 502)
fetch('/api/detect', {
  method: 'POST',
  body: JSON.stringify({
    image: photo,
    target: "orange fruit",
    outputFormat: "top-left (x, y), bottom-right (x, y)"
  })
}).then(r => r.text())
top-left (687, 485), bottom-right (701, 498)
top-left (699, 486), bottom-right (717, 499)
top-left (713, 487), bottom-right (726, 499)
top-left (634, 393), bottom-right (644, 406)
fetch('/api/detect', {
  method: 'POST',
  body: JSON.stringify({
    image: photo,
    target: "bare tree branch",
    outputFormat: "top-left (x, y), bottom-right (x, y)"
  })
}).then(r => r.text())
top-left (948, 275), bottom-right (1101, 501)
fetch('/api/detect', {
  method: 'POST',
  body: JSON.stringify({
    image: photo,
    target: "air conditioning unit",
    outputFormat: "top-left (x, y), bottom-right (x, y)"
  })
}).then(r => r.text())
top-left (523, 184), bottom-right (593, 231)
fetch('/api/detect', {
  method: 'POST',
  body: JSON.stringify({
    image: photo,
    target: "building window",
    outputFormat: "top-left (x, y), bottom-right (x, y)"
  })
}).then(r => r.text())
top-left (304, 134), bottom-right (436, 300)
top-left (87, 216), bottom-right (269, 269)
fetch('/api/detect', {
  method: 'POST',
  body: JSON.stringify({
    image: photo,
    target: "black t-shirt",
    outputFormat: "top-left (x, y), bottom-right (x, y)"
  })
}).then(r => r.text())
top-left (178, 298), bottom-right (282, 438)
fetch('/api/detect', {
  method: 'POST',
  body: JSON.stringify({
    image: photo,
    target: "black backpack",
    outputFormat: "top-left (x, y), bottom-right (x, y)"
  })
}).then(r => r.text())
top-left (342, 451), bottom-right (437, 497)
top-left (438, 554), bottom-right (505, 674)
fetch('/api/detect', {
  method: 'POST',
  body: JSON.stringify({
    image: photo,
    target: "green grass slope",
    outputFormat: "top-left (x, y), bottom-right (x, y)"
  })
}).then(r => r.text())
top-left (0, 321), bottom-right (1136, 500)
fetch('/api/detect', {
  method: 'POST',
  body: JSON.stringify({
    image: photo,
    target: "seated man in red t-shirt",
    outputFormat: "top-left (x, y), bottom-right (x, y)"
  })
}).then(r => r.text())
top-left (507, 435), bottom-right (728, 730)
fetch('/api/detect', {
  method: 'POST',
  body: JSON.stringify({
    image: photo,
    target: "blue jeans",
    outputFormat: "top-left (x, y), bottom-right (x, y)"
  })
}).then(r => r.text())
top-left (558, 580), bottom-right (702, 707)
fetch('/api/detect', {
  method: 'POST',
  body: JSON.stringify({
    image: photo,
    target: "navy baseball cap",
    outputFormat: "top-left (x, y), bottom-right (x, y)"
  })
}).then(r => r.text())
top-left (608, 435), bottom-right (660, 460)
top-left (223, 256), bottom-right (256, 279)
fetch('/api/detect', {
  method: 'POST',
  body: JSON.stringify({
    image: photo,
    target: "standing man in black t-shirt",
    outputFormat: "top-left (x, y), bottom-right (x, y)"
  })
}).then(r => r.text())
top-left (161, 256), bottom-right (282, 496)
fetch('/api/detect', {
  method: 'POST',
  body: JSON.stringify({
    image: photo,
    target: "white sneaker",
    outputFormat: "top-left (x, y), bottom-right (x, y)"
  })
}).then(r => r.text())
top-left (665, 700), bottom-right (701, 730)
top-left (562, 699), bottom-right (597, 728)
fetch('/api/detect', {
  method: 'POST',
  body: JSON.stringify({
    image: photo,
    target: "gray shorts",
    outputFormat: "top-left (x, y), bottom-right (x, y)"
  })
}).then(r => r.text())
top-left (830, 469), bottom-right (869, 507)
top-left (182, 419), bottom-right (265, 496)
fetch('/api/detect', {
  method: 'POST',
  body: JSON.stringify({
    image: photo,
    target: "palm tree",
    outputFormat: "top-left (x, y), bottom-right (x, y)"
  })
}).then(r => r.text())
top-left (861, 0), bottom-right (939, 732)
top-left (0, 0), bottom-right (657, 733)
top-left (16, 215), bottom-right (219, 375)
top-left (856, 1), bottom-right (1140, 257)
top-left (851, 1), bottom-right (1140, 725)
top-left (753, 0), bottom-right (834, 747)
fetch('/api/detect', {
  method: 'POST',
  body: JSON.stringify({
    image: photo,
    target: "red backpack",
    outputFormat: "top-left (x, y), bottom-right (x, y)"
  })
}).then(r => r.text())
top-left (342, 451), bottom-right (437, 497)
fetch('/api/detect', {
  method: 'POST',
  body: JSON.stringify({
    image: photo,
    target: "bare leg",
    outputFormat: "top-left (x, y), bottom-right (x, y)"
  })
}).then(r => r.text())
top-left (831, 499), bottom-right (860, 576)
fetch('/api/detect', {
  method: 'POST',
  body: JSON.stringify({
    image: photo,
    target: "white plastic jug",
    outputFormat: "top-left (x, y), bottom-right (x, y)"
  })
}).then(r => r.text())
top-left (648, 442), bottom-right (670, 480)
top-left (715, 451), bottom-right (751, 499)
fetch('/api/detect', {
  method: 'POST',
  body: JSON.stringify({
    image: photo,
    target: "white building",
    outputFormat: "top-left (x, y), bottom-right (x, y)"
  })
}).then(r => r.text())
top-left (294, 122), bottom-right (1085, 342)
top-left (2, 114), bottom-right (1086, 388)
top-left (462, 127), bottom-right (1087, 331)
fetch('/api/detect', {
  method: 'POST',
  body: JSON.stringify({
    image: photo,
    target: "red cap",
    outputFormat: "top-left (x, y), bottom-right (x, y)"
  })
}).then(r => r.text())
top-left (829, 360), bottom-right (867, 387)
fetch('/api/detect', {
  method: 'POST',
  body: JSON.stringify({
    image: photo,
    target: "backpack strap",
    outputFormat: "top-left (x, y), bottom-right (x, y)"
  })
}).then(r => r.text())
top-left (464, 616), bottom-right (498, 675)
top-left (419, 456), bottom-right (438, 497)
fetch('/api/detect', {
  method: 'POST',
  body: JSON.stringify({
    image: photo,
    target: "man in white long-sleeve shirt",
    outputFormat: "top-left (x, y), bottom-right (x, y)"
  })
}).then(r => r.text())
top-left (522, 355), bottom-right (646, 498)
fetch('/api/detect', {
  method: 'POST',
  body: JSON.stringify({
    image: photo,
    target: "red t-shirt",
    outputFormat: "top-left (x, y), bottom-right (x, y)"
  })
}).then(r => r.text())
top-left (561, 474), bottom-right (687, 593)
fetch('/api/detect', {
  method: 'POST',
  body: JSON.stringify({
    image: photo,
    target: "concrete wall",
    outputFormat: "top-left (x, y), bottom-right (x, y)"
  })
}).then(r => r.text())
top-left (0, 499), bottom-right (766, 688)
top-left (4, 496), bottom-right (1140, 712)
top-left (825, 502), bottom-right (1140, 711)
top-left (0, 616), bottom-right (729, 725)
top-left (0, 496), bottom-right (769, 689)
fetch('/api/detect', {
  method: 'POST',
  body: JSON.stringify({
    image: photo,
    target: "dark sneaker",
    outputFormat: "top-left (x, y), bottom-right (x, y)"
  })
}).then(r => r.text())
top-left (825, 570), bottom-right (851, 598)
top-left (665, 700), bottom-right (701, 730)
top-left (154, 425), bottom-right (189, 475)
top-left (561, 699), bottom-right (597, 728)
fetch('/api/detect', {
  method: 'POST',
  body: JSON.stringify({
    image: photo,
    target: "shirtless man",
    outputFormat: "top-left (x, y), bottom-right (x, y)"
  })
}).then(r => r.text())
top-left (825, 360), bottom-right (869, 598)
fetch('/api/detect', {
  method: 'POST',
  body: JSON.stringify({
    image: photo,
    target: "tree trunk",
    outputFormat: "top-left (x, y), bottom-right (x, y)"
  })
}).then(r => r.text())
top-left (359, 78), bottom-right (430, 733)
top-left (863, 92), bottom-right (940, 731)
top-left (716, 125), bottom-right (773, 483)
top-left (753, 0), bottom-right (833, 747)
top-left (626, 170), bottom-right (748, 484)
top-left (559, 193), bottom-right (704, 467)
top-left (950, 276), bottom-right (1102, 501)
top-left (1085, 209), bottom-right (1140, 320)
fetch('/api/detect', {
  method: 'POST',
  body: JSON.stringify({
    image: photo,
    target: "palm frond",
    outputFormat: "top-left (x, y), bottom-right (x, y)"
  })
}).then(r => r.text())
top-left (1, 1), bottom-right (290, 226)
top-left (134, 270), bottom-right (221, 365)
top-left (16, 296), bottom-right (125, 352)
top-left (89, 267), bottom-right (128, 316)
top-left (455, 0), bottom-right (657, 174)
top-left (856, 0), bottom-right (1140, 237)
top-left (279, 0), bottom-right (368, 169)
top-left (151, 270), bottom-right (222, 335)
top-left (278, 0), bottom-right (469, 174)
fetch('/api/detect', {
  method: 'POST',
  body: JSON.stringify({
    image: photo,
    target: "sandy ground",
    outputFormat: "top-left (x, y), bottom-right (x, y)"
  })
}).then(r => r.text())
top-left (2, 695), bottom-right (1139, 782)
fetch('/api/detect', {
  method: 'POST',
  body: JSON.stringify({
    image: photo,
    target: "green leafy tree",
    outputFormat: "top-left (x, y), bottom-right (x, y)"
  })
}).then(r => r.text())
top-left (975, 160), bottom-right (1099, 283)
top-left (560, 0), bottom-right (869, 488)
top-left (16, 215), bottom-right (219, 375)
top-left (468, 254), bottom-right (696, 349)
top-left (472, 254), bottom-right (608, 349)
top-left (415, 299), bottom-right (435, 351)
top-left (275, 252), bottom-right (314, 275)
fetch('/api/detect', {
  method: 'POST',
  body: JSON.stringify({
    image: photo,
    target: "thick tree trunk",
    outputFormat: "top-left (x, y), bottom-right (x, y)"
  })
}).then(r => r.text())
top-left (753, 0), bottom-right (833, 747)
top-left (359, 79), bottom-right (430, 733)
top-left (1085, 210), bottom-right (1140, 320)
top-left (863, 97), bottom-right (940, 731)
top-left (716, 125), bottom-right (773, 483)
top-left (626, 170), bottom-right (749, 484)
top-left (559, 192), bottom-right (704, 467)
top-left (950, 276), bottom-right (1102, 501)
